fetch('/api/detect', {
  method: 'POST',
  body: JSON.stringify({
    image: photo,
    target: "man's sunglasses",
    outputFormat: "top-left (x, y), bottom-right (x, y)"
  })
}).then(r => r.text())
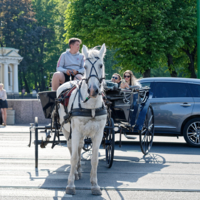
top-left (112, 76), bottom-right (118, 79)
top-left (124, 75), bottom-right (130, 78)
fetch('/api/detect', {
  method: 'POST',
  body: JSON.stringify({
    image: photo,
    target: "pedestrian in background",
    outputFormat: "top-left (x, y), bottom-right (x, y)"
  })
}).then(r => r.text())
top-left (22, 88), bottom-right (25, 97)
top-left (0, 83), bottom-right (8, 127)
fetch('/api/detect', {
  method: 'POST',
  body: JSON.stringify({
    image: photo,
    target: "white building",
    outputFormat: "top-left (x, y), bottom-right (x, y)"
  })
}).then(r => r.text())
top-left (0, 47), bottom-right (23, 94)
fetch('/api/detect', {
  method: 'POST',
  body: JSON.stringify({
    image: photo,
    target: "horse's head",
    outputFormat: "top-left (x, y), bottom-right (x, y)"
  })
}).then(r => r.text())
top-left (82, 44), bottom-right (106, 98)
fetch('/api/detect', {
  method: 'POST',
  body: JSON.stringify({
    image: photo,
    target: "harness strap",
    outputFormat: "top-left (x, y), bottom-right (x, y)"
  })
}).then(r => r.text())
top-left (71, 108), bottom-right (107, 117)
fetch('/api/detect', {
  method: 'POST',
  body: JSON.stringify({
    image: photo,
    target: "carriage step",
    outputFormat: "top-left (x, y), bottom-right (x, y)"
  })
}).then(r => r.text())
top-left (124, 132), bottom-right (137, 140)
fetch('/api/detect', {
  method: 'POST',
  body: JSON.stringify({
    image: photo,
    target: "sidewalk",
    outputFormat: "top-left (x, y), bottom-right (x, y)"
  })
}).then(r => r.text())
top-left (0, 124), bottom-right (47, 133)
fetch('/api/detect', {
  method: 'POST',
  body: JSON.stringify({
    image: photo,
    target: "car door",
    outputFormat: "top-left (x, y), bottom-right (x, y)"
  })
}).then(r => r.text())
top-left (150, 82), bottom-right (194, 134)
top-left (188, 83), bottom-right (200, 115)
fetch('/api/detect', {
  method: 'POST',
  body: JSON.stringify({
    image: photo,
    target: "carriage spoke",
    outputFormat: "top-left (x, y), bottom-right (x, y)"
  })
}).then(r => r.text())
top-left (148, 123), bottom-right (153, 131)
top-left (142, 132), bottom-right (148, 143)
top-left (141, 128), bottom-right (147, 134)
top-left (148, 115), bottom-right (153, 126)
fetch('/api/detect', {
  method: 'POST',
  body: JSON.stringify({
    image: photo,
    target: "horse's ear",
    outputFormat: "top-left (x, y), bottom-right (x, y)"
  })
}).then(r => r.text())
top-left (82, 45), bottom-right (88, 58)
top-left (99, 43), bottom-right (106, 58)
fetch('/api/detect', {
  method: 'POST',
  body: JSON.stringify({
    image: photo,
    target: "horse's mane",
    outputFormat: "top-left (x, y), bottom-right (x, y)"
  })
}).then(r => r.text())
top-left (87, 46), bottom-right (106, 59)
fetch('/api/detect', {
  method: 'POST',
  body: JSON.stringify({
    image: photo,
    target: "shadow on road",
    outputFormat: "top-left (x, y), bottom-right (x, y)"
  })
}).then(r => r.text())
top-left (115, 140), bottom-right (200, 155)
top-left (26, 138), bottom-right (200, 199)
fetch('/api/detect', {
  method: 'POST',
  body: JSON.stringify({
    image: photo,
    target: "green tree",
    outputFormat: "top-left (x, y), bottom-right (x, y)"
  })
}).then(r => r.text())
top-left (31, 0), bottom-right (69, 91)
top-left (0, 0), bottom-right (70, 92)
top-left (0, 0), bottom-right (40, 92)
top-left (64, 0), bottom-right (174, 77)
top-left (163, 0), bottom-right (197, 78)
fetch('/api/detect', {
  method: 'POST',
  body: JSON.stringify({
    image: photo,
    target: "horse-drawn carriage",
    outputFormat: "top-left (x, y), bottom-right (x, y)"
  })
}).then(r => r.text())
top-left (28, 79), bottom-right (154, 168)
top-left (28, 44), bottom-right (154, 195)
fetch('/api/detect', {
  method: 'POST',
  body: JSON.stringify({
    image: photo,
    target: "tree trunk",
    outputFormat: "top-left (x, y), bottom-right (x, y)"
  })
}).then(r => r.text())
top-left (34, 74), bottom-right (37, 89)
top-left (22, 68), bottom-right (30, 93)
top-left (19, 68), bottom-right (23, 92)
top-left (182, 46), bottom-right (197, 78)
top-left (39, 37), bottom-right (45, 91)
top-left (143, 68), bottom-right (151, 77)
top-left (167, 54), bottom-right (177, 77)
top-left (188, 58), bottom-right (196, 78)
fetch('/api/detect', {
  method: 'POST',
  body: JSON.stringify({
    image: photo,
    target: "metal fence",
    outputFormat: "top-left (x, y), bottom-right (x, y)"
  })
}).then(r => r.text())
top-left (7, 93), bottom-right (38, 99)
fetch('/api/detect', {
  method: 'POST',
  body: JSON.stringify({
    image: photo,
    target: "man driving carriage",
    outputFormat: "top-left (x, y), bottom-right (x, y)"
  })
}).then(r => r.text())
top-left (51, 38), bottom-right (85, 90)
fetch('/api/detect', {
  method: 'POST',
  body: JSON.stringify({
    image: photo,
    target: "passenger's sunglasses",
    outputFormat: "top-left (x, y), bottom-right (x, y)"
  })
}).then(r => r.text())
top-left (112, 76), bottom-right (118, 80)
top-left (124, 75), bottom-right (130, 78)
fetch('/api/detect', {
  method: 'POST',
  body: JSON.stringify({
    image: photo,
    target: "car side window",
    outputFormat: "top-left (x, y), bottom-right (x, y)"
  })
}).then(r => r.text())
top-left (153, 82), bottom-right (191, 98)
top-left (189, 84), bottom-right (200, 97)
top-left (140, 82), bottom-right (151, 87)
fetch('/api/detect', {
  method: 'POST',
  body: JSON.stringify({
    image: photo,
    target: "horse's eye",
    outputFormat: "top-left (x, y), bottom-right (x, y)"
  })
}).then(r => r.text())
top-left (99, 64), bottom-right (103, 68)
top-left (84, 65), bottom-right (87, 69)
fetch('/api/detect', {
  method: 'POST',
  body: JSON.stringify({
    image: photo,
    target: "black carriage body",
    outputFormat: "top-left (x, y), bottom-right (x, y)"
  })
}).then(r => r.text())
top-left (106, 88), bottom-right (153, 132)
top-left (39, 91), bottom-right (56, 119)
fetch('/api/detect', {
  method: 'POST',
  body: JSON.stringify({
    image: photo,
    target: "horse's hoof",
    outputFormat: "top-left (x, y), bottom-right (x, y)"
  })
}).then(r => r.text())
top-left (66, 187), bottom-right (76, 195)
top-left (75, 173), bottom-right (79, 180)
top-left (91, 188), bottom-right (102, 195)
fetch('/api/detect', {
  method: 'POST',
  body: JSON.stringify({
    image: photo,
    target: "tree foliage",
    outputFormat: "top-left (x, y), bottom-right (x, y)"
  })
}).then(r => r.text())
top-left (30, 0), bottom-right (69, 91)
top-left (0, 0), bottom-right (39, 92)
top-left (0, 0), bottom-right (69, 92)
top-left (64, 0), bottom-right (197, 77)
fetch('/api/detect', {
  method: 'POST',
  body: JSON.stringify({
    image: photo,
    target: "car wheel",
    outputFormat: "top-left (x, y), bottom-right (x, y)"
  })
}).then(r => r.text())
top-left (183, 118), bottom-right (200, 147)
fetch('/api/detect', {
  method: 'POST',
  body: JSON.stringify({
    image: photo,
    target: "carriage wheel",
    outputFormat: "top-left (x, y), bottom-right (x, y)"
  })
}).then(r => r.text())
top-left (139, 105), bottom-right (154, 155)
top-left (105, 118), bottom-right (115, 168)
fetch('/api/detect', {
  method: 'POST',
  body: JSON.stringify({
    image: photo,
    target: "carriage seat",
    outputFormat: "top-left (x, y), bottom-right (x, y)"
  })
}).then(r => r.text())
top-left (58, 86), bottom-right (76, 108)
top-left (113, 100), bottom-right (131, 121)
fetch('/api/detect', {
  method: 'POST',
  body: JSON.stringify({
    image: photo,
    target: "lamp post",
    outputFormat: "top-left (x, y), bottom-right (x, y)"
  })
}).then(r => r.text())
top-left (198, 0), bottom-right (200, 78)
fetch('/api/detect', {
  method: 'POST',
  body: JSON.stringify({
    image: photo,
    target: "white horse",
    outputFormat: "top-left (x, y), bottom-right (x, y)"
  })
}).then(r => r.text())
top-left (57, 44), bottom-right (107, 195)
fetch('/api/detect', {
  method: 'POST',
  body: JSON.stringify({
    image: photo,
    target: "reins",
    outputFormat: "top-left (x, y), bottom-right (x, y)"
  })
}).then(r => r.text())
top-left (60, 56), bottom-right (107, 128)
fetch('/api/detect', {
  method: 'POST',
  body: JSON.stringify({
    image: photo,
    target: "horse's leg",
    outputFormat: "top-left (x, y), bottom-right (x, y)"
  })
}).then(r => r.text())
top-left (90, 134), bottom-right (103, 195)
top-left (66, 131), bottom-right (80, 195)
top-left (62, 127), bottom-right (72, 156)
top-left (62, 127), bottom-right (80, 181)
top-left (77, 139), bottom-right (84, 179)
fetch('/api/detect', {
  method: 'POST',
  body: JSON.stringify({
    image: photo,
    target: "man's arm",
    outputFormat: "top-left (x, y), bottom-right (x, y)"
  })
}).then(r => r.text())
top-left (77, 56), bottom-right (85, 74)
top-left (56, 53), bottom-right (66, 73)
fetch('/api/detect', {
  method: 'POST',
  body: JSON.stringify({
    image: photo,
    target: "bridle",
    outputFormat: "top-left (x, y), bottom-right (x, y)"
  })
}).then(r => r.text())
top-left (82, 57), bottom-right (105, 85)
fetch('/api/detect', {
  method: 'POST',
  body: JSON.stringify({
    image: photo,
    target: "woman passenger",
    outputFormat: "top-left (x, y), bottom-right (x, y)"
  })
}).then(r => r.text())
top-left (120, 70), bottom-right (141, 89)
top-left (0, 83), bottom-right (8, 126)
top-left (111, 73), bottom-right (122, 87)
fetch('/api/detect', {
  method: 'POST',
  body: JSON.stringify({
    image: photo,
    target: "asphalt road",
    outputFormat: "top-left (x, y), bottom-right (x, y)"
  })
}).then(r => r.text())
top-left (0, 125), bottom-right (200, 199)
